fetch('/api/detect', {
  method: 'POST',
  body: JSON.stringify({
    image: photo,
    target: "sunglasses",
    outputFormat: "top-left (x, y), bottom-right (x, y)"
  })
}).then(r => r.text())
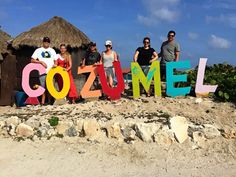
top-left (105, 45), bottom-right (111, 47)
top-left (144, 41), bottom-right (150, 44)
top-left (168, 34), bottom-right (175, 37)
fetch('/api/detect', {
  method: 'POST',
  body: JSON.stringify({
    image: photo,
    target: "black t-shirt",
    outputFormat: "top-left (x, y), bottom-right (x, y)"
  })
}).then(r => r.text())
top-left (136, 47), bottom-right (155, 66)
top-left (85, 51), bottom-right (101, 65)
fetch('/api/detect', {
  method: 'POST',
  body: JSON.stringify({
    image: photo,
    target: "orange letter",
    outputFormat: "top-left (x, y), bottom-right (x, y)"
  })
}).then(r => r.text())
top-left (78, 65), bottom-right (102, 98)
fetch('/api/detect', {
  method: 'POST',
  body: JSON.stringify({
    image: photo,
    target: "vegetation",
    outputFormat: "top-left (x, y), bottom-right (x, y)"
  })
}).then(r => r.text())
top-left (178, 63), bottom-right (236, 102)
top-left (48, 116), bottom-right (59, 126)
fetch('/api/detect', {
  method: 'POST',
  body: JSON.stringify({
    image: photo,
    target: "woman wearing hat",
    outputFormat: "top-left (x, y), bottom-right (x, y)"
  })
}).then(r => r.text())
top-left (100, 40), bottom-right (118, 88)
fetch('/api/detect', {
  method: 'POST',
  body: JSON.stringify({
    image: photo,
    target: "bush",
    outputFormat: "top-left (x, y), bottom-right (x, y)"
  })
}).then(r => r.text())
top-left (178, 63), bottom-right (236, 102)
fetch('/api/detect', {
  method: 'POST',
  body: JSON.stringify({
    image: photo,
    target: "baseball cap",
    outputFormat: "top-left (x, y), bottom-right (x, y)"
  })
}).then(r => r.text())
top-left (43, 37), bottom-right (50, 43)
top-left (89, 42), bottom-right (96, 46)
top-left (105, 40), bottom-right (112, 46)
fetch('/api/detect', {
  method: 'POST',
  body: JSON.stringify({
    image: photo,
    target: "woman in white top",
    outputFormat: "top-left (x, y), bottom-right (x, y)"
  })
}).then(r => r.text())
top-left (100, 40), bottom-right (118, 87)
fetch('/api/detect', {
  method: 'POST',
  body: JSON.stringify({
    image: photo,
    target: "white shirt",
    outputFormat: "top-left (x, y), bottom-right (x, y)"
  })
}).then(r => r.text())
top-left (31, 47), bottom-right (57, 73)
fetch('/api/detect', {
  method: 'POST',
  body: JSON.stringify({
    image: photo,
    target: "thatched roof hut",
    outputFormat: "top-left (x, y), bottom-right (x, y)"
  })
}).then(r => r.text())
top-left (13, 16), bottom-right (90, 48)
top-left (12, 16), bottom-right (91, 93)
top-left (0, 29), bottom-right (11, 53)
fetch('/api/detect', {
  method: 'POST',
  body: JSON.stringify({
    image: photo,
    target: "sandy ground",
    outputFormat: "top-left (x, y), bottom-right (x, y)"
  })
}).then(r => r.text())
top-left (0, 97), bottom-right (236, 177)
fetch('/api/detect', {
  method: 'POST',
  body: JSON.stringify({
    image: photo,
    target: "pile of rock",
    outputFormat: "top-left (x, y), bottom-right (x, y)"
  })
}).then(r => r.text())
top-left (0, 114), bottom-right (229, 147)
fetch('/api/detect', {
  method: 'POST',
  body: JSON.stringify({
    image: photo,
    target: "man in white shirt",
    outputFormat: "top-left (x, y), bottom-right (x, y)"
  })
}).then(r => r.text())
top-left (31, 37), bottom-right (57, 105)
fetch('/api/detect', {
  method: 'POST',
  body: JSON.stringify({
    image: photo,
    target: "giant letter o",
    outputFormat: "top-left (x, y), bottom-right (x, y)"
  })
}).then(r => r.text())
top-left (46, 67), bottom-right (70, 99)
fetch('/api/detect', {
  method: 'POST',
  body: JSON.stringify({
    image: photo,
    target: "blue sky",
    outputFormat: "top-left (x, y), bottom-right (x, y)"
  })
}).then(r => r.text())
top-left (0, 0), bottom-right (235, 67)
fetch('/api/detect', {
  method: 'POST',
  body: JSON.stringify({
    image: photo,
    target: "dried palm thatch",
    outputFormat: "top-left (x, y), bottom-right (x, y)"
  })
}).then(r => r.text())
top-left (0, 29), bottom-right (11, 53)
top-left (12, 16), bottom-right (90, 49)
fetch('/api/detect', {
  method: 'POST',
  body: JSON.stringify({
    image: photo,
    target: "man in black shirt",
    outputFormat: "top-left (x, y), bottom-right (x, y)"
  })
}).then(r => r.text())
top-left (81, 42), bottom-right (101, 91)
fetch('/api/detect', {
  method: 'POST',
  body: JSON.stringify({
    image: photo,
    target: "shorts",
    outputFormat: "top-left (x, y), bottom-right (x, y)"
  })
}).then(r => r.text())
top-left (104, 66), bottom-right (114, 78)
top-left (141, 65), bottom-right (150, 75)
top-left (39, 74), bottom-right (47, 88)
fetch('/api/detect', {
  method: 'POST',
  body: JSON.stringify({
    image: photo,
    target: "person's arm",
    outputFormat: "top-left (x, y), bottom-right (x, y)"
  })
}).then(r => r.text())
top-left (133, 51), bottom-right (139, 62)
top-left (150, 51), bottom-right (158, 63)
top-left (66, 55), bottom-right (72, 71)
top-left (31, 58), bottom-right (47, 68)
top-left (175, 51), bottom-right (180, 62)
top-left (174, 43), bottom-right (180, 61)
top-left (81, 58), bottom-right (85, 67)
top-left (113, 51), bottom-right (118, 61)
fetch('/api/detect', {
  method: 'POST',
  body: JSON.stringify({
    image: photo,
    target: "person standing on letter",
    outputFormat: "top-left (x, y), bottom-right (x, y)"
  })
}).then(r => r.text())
top-left (31, 37), bottom-right (57, 105)
top-left (133, 37), bottom-right (158, 96)
top-left (100, 40), bottom-right (118, 88)
top-left (159, 30), bottom-right (180, 80)
top-left (56, 44), bottom-right (78, 104)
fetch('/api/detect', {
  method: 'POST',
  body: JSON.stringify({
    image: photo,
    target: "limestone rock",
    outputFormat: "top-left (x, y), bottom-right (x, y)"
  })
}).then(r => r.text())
top-left (6, 116), bottom-right (20, 126)
top-left (53, 98), bottom-right (67, 106)
top-left (134, 123), bottom-right (160, 143)
top-left (203, 124), bottom-right (221, 139)
top-left (107, 122), bottom-right (122, 139)
top-left (121, 126), bottom-right (136, 141)
top-left (154, 130), bottom-right (173, 146)
top-left (83, 119), bottom-right (100, 137)
top-left (66, 126), bottom-right (78, 137)
top-left (25, 119), bottom-right (40, 129)
top-left (192, 131), bottom-right (207, 148)
top-left (56, 121), bottom-right (73, 135)
top-left (170, 116), bottom-right (188, 143)
top-left (16, 123), bottom-right (34, 137)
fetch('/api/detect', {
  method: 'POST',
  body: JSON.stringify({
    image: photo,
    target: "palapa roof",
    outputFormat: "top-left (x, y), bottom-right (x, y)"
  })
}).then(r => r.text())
top-left (0, 29), bottom-right (11, 53)
top-left (12, 16), bottom-right (90, 49)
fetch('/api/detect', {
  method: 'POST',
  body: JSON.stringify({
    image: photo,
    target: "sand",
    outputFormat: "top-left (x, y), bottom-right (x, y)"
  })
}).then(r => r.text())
top-left (0, 96), bottom-right (236, 177)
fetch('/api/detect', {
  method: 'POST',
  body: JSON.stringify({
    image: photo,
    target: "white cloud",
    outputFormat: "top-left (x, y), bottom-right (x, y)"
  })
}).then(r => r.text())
top-left (188, 32), bottom-right (199, 40)
top-left (208, 35), bottom-right (231, 49)
top-left (203, 0), bottom-right (236, 10)
top-left (159, 35), bottom-right (166, 42)
top-left (206, 14), bottom-right (236, 28)
top-left (138, 0), bottom-right (181, 26)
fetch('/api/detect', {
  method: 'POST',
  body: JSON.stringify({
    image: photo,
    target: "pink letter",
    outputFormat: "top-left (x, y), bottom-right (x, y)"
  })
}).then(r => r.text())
top-left (195, 58), bottom-right (218, 94)
top-left (22, 63), bottom-right (46, 97)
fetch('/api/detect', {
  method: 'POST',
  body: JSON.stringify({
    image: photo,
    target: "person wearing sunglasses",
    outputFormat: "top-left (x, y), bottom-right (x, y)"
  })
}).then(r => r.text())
top-left (159, 30), bottom-right (180, 80)
top-left (100, 40), bottom-right (118, 89)
top-left (133, 37), bottom-right (158, 96)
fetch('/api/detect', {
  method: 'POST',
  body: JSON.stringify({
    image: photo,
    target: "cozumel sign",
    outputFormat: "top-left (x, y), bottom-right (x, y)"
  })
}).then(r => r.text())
top-left (21, 58), bottom-right (218, 102)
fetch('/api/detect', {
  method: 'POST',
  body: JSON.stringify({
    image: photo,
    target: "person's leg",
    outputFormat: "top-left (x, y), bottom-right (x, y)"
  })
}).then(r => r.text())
top-left (39, 74), bottom-right (47, 104)
top-left (109, 75), bottom-right (113, 87)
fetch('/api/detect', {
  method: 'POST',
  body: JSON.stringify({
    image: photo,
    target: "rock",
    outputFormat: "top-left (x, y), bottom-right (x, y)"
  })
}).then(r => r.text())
top-left (40, 119), bottom-right (51, 129)
top-left (66, 126), bottom-right (77, 137)
top-left (0, 120), bottom-right (5, 129)
top-left (25, 119), bottom-right (40, 129)
top-left (6, 116), bottom-right (20, 126)
top-left (170, 116), bottom-right (188, 143)
top-left (203, 124), bottom-right (221, 139)
top-left (121, 126), bottom-right (136, 141)
top-left (83, 119), bottom-right (100, 137)
top-left (37, 127), bottom-right (48, 137)
top-left (192, 131), bottom-right (207, 148)
top-left (75, 119), bottom-right (84, 133)
top-left (47, 128), bottom-right (57, 136)
top-left (154, 130), bottom-right (173, 146)
top-left (16, 123), bottom-right (34, 137)
top-left (134, 123), bottom-right (160, 143)
top-left (195, 98), bottom-right (203, 104)
top-left (53, 98), bottom-right (67, 105)
top-left (221, 128), bottom-right (236, 139)
top-left (8, 123), bottom-right (16, 136)
top-left (56, 121), bottom-right (73, 135)
top-left (107, 122), bottom-right (122, 139)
